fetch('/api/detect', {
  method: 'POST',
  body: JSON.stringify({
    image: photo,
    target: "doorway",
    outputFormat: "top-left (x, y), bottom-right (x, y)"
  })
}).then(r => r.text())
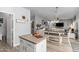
top-left (0, 12), bottom-right (14, 47)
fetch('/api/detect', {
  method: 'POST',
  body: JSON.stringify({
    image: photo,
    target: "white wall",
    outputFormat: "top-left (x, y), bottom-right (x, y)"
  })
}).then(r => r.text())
top-left (76, 14), bottom-right (79, 38)
top-left (32, 15), bottom-right (44, 31)
top-left (0, 7), bottom-right (31, 47)
top-left (35, 15), bottom-right (43, 25)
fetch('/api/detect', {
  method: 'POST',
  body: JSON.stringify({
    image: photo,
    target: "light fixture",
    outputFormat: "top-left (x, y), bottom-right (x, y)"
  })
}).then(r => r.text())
top-left (54, 7), bottom-right (59, 20)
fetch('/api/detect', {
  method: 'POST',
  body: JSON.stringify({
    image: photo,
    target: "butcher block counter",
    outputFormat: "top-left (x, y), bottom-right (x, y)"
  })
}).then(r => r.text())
top-left (19, 34), bottom-right (47, 52)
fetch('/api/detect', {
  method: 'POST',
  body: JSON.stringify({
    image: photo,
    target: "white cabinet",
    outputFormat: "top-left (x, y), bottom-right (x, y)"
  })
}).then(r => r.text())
top-left (36, 39), bottom-right (46, 52)
top-left (20, 38), bottom-right (46, 52)
top-left (68, 33), bottom-right (75, 39)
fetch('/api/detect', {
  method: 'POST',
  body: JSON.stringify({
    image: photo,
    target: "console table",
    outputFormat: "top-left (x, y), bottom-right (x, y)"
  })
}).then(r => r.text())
top-left (44, 29), bottom-right (71, 46)
top-left (44, 30), bottom-right (64, 44)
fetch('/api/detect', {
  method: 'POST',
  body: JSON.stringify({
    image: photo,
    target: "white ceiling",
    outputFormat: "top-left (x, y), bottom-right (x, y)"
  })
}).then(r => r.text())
top-left (26, 7), bottom-right (79, 20)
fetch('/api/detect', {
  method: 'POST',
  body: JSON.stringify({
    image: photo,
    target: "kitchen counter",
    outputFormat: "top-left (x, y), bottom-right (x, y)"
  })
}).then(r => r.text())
top-left (19, 34), bottom-right (47, 52)
top-left (19, 34), bottom-right (46, 44)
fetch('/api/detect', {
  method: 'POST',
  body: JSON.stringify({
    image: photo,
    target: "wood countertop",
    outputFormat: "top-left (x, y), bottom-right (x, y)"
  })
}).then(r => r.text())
top-left (19, 34), bottom-right (47, 44)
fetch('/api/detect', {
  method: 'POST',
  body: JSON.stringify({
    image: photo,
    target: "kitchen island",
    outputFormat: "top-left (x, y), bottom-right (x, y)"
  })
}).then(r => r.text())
top-left (19, 34), bottom-right (47, 52)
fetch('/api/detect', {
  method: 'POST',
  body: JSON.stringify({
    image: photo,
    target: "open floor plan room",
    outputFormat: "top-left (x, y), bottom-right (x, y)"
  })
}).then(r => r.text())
top-left (0, 7), bottom-right (79, 52)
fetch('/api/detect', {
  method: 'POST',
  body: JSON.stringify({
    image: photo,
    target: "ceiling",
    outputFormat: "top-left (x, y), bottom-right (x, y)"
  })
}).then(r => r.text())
top-left (26, 7), bottom-right (79, 20)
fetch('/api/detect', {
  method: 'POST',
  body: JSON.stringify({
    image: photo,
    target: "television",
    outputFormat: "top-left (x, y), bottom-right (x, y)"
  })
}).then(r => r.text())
top-left (56, 22), bottom-right (64, 27)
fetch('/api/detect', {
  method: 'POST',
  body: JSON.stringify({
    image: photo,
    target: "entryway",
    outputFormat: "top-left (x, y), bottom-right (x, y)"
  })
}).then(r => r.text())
top-left (0, 12), bottom-right (14, 51)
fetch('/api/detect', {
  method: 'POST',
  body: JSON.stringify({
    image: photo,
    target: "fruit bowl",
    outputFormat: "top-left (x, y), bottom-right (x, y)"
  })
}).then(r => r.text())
top-left (33, 32), bottom-right (43, 38)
